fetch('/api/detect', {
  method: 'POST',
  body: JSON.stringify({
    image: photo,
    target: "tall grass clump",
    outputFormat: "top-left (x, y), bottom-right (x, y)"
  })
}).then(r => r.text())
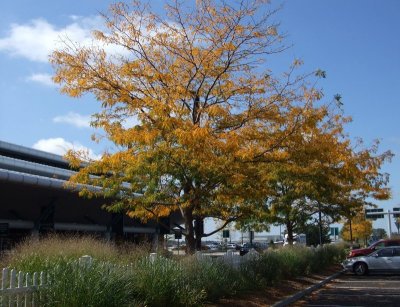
top-left (240, 251), bottom-right (283, 287)
top-left (240, 244), bottom-right (346, 288)
top-left (128, 256), bottom-right (206, 306)
top-left (1, 234), bottom-right (151, 272)
top-left (180, 256), bottom-right (246, 300)
top-left (127, 255), bottom-right (246, 306)
top-left (38, 260), bottom-right (135, 307)
top-left (276, 247), bottom-right (314, 277)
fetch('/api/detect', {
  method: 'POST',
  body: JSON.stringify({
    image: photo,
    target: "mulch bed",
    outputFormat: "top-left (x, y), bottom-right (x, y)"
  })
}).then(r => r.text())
top-left (206, 265), bottom-right (342, 307)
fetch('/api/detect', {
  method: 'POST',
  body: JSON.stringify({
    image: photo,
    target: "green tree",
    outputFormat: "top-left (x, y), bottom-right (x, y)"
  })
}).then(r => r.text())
top-left (298, 222), bottom-right (331, 246)
top-left (371, 228), bottom-right (388, 240)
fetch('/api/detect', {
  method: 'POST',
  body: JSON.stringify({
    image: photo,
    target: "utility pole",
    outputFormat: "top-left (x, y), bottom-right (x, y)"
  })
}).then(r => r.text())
top-left (318, 202), bottom-right (323, 245)
top-left (388, 209), bottom-right (392, 238)
top-left (365, 208), bottom-right (400, 239)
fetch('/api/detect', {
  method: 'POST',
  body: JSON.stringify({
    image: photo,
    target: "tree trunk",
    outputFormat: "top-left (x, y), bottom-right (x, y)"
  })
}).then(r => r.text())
top-left (286, 222), bottom-right (294, 245)
top-left (184, 208), bottom-right (196, 254)
top-left (194, 217), bottom-right (204, 251)
top-left (318, 202), bottom-right (323, 245)
top-left (349, 218), bottom-right (353, 243)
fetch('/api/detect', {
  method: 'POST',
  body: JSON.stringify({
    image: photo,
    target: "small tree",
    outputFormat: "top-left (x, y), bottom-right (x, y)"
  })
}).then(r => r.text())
top-left (371, 228), bottom-right (388, 240)
top-left (341, 211), bottom-right (372, 245)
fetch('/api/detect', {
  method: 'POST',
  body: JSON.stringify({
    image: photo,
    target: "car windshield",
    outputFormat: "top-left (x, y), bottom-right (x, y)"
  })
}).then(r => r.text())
top-left (368, 241), bottom-right (384, 249)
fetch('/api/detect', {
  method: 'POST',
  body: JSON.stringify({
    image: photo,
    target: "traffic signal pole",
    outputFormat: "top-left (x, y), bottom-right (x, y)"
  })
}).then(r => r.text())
top-left (365, 209), bottom-right (399, 238)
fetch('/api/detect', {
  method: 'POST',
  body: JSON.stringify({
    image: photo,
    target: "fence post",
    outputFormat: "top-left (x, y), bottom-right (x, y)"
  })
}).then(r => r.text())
top-left (10, 269), bottom-right (16, 289)
top-left (18, 271), bottom-right (24, 289)
top-left (1, 268), bottom-right (8, 290)
top-left (32, 272), bottom-right (38, 287)
top-left (149, 253), bottom-right (157, 263)
top-left (25, 273), bottom-right (30, 288)
top-left (40, 272), bottom-right (45, 286)
top-left (79, 255), bottom-right (93, 267)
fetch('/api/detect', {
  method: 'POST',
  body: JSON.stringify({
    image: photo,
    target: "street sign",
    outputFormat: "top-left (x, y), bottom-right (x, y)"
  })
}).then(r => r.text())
top-left (393, 207), bottom-right (400, 218)
top-left (365, 208), bottom-right (384, 220)
top-left (222, 230), bottom-right (230, 238)
top-left (174, 229), bottom-right (182, 240)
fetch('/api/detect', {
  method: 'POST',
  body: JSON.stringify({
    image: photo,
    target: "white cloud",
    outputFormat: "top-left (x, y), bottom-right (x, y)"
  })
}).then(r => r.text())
top-left (0, 16), bottom-right (126, 62)
top-left (26, 73), bottom-right (56, 87)
top-left (33, 137), bottom-right (101, 160)
top-left (53, 112), bottom-right (91, 128)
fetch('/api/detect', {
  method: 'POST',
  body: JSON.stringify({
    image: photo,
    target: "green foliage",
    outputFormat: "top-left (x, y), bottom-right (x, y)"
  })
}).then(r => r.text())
top-left (299, 223), bottom-right (331, 246)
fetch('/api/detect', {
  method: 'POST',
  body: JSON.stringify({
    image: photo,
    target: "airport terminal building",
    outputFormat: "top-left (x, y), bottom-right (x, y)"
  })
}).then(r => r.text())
top-left (0, 140), bottom-right (177, 249)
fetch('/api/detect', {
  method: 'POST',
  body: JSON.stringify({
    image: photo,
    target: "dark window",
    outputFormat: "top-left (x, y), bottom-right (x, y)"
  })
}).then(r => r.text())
top-left (377, 248), bottom-right (393, 257)
top-left (394, 248), bottom-right (400, 257)
top-left (386, 241), bottom-right (400, 247)
top-left (374, 242), bottom-right (385, 249)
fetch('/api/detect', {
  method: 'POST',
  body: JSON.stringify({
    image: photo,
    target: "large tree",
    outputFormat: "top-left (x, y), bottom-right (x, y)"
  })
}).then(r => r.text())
top-left (52, 0), bottom-right (340, 253)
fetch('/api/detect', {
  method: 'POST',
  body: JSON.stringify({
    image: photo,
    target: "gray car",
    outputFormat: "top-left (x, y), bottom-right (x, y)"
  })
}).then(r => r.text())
top-left (342, 246), bottom-right (400, 276)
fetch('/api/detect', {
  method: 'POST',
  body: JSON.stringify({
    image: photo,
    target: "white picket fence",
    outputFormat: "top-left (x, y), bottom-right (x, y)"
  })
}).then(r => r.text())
top-left (194, 249), bottom-right (260, 268)
top-left (0, 268), bottom-right (46, 306)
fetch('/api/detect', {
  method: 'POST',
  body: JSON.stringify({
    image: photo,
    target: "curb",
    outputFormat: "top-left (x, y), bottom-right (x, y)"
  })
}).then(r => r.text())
top-left (271, 269), bottom-right (347, 307)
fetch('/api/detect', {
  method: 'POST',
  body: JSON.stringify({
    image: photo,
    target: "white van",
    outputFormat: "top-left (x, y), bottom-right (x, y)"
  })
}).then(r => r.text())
top-left (283, 233), bottom-right (306, 246)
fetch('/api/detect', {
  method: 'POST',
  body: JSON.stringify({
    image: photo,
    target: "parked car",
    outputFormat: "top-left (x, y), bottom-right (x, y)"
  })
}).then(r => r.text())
top-left (347, 239), bottom-right (400, 258)
top-left (226, 243), bottom-right (237, 249)
top-left (204, 242), bottom-right (221, 251)
top-left (342, 246), bottom-right (400, 275)
top-left (239, 243), bottom-right (256, 255)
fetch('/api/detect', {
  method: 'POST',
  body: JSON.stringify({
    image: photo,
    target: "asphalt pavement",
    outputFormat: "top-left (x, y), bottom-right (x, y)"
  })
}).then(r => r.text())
top-left (294, 271), bottom-right (400, 307)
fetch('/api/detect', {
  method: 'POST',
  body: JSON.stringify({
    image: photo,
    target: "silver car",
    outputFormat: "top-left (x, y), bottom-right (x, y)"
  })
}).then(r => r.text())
top-left (342, 246), bottom-right (400, 276)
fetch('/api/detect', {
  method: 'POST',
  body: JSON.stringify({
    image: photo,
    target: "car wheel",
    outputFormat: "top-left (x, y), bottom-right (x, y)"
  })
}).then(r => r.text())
top-left (353, 262), bottom-right (368, 276)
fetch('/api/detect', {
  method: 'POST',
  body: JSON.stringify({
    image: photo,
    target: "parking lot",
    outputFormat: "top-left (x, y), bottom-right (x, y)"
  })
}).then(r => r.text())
top-left (294, 272), bottom-right (400, 306)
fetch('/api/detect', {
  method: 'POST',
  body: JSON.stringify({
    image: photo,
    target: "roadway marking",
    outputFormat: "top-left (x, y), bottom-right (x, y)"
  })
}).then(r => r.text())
top-left (316, 293), bottom-right (400, 297)
top-left (335, 279), bottom-right (400, 282)
top-left (327, 286), bottom-right (400, 290)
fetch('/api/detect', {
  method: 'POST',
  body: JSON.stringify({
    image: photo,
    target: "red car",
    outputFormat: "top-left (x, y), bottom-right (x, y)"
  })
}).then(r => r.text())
top-left (348, 239), bottom-right (400, 258)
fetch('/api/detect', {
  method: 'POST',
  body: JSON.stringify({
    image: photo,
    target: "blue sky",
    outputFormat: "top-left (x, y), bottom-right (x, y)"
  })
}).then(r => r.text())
top-left (1, 1), bottom-right (399, 233)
